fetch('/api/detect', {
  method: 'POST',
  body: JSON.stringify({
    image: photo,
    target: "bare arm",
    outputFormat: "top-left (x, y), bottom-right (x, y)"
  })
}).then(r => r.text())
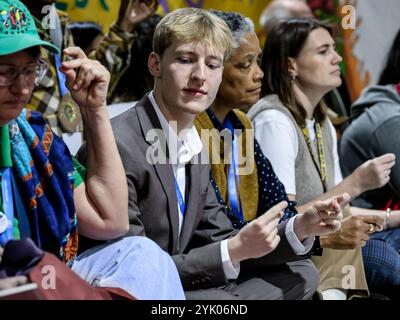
top-left (295, 153), bottom-right (395, 213)
top-left (62, 47), bottom-right (128, 240)
top-left (350, 206), bottom-right (400, 230)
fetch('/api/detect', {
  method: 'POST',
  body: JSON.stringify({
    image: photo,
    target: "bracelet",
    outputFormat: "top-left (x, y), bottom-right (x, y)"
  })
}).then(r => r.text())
top-left (385, 208), bottom-right (392, 229)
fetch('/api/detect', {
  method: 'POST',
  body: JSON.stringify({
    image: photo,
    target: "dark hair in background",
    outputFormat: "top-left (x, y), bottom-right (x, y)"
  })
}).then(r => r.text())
top-left (378, 27), bottom-right (400, 86)
top-left (68, 22), bottom-right (103, 53)
top-left (114, 14), bottom-right (163, 102)
top-left (261, 17), bottom-right (331, 126)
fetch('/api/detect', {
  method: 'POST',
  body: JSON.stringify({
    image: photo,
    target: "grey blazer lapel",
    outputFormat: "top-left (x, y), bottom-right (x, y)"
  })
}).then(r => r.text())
top-left (179, 162), bottom-right (201, 252)
top-left (136, 96), bottom-right (180, 252)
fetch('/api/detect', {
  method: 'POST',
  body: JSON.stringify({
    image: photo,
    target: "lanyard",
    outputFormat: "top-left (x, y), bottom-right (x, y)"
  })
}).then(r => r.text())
top-left (302, 122), bottom-right (328, 191)
top-left (49, 6), bottom-right (69, 99)
top-left (174, 177), bottom-right (186, 217)
top-left (224, 119), bottom-right (244, 223)
top-left (0, 168), bottom-right (14, 246)
top-left (54, 54), bottom-right (68, 98)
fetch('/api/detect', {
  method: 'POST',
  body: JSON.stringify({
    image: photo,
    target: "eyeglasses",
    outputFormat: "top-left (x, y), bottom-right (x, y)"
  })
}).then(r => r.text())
top-left (0, 59), bottom-right (49, 87)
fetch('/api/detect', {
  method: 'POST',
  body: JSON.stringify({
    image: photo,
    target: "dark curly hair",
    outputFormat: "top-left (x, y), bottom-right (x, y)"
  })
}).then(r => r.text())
top-left (209, 9), bottom-right (254, 51)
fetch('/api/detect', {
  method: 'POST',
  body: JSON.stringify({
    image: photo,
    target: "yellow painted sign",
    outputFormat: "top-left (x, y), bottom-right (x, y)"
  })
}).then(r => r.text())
top-left (56, 0), bottom-right (120, 32)
top-left (57, 0), bottom-right (271, 36)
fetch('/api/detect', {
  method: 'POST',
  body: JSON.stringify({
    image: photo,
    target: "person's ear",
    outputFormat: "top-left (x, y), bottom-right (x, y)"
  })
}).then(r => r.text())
top-left (287, 57), bottom-right (298, 78)
top-left (148, 52), bottom-right (161, 78)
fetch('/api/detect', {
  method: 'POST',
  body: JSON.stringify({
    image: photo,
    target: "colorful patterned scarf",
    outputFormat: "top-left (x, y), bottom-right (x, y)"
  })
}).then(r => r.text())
top-left (8, 108), bottom-right (78, 263)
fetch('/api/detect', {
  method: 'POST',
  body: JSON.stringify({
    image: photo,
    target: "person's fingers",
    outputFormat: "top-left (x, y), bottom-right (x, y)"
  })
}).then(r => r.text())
top-left (359, 215), bottom-right (385, 227)
top-left (75, 64), bottom-right (96, 90)
top-left (61, 57), bottom-right (87, 71)
top-left (360, 239), bottom-right (367, 247)
top-left (265, 227), bottom-right (278, 243)
top-left (0, 276), bottom-right (28, 290)
top-left (63, 46), bottom-right (86, 59)
top-left (376, 153), bottom-right (395, 165)
top-left (322, 213), bottom-right (343, 225)
top-left (257, 201), bottom-right (287, 225)
top-left (13, 276), bottom-right (28, 286)
top-left (60, 67), bottom-right (76, 90)
top-left (382, 161), bottom-right (395, 171)
top-left (311, 195), bottom-right (343, 218)
top-left (336, 193), bottom-right (350, 209)
top-left (263, 216), bottom-right (281, 235)
top-left (327, 219), bottom-right (341, 232)
top-left (269, 234), bottom-right (281, 249)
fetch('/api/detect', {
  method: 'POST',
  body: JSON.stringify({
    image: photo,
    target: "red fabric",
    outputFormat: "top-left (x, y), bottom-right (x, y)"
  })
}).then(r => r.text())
top-left (382, 195), bottom-right (400, 211)
top-left (395, 83), bottom-right (400, 95)
top-left (1, 253), bottom-right (136, 300)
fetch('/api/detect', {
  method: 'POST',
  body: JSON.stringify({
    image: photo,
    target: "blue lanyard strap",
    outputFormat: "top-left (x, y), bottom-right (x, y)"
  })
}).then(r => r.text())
top-left (54, 54), bottom-right (68, 98)
top-left (174, 177), bottom-right (186, 217)
top-left (224, 119), bottom-right (244, 223)
top-left (0, 168), bottom-right (14, 246)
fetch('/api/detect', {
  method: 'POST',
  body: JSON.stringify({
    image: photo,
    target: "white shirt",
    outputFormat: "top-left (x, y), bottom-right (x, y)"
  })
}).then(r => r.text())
top-left (150, 92), bottom-right (314, 280)
top-left (149, 92), bottom-right (239, 279)
top-left (252, 109), bottom-right (343, 196)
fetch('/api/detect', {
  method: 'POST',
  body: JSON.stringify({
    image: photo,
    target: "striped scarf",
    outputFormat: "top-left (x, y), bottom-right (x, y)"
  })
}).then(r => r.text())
top-left (8, 108), bottom-right (78, 263)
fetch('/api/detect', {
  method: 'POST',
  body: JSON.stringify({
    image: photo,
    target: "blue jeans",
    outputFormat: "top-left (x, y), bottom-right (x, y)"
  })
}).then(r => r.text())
top-left (362, 228), bottom-right (400, 296)
top-left (71, 236), bottom-right (185, 300)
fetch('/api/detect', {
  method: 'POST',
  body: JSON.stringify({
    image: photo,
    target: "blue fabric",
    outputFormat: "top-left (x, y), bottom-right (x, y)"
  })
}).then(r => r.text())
top-left (205, 109), bottom-right (297, 225)
top-left (71, 236), bottom-right (186, 300)
top-left (362, 228), bottom-right (400, 295)
top-left (8, 108), bottom-right (78, 263)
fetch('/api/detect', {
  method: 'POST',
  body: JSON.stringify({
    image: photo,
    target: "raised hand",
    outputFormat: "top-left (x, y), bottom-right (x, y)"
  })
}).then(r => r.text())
top-left (228, 201), bottom-right (287, 264)
top-left (294, 193), bottom-right (349, 241)
top-left (60, 47), bottom-right (110, 110)
top-left (353, 153), bottom-right (395, 192)
top-left (118, 0), bottom-right (158, 32)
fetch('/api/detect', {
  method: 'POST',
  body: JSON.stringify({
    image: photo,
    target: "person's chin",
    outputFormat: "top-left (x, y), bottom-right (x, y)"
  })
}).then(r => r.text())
top-left (1, 105), bottom-right (24, 119)
top-left (185, 100), bottom-right (209, 115)
top-left (0, 113), bottom-right (19, 126)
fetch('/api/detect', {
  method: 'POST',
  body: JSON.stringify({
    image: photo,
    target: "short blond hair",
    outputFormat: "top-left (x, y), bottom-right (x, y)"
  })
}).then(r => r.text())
top-left (153, 8), bottom-right (233, 61)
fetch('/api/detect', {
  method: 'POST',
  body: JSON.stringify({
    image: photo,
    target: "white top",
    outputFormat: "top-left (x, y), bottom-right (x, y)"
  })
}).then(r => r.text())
top-left (252, 109), bottom-right (343, 196)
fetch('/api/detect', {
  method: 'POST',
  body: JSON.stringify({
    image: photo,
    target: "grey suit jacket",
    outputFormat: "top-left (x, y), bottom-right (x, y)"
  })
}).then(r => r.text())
top-left (78, 94), bottom-right (305, 290)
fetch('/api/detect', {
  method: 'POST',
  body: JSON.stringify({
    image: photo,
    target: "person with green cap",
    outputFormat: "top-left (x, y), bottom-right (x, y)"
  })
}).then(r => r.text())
top-left (20, 0), bottom-right (158, 137)
top-left (0, 0), bottom-right (185, 300)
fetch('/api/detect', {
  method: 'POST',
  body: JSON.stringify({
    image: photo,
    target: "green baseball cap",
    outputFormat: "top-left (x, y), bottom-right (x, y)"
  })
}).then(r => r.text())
top-left (0, 0), bottom-right (59, 55)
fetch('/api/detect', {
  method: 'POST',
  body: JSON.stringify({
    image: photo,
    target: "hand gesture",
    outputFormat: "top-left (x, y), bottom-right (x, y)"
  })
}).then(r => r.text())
top-left (228, 201), bottom-right (287, 264)
top-left (354, 153), bottom-right (395, 192)
top-left (60, 47), bottom-right (110, 110)
top-left (295, 193), bottom-right (349, 239)
top-left (118, 0), bottom-right (158, 32)
top-left (321, 214), bottom-right (384, 249)
top-left (0, 276), bottom-right (28, 290)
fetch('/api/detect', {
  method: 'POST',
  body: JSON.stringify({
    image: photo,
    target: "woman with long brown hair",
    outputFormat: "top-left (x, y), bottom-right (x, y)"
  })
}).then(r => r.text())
top-left (248, 17), bottom-right (398, 299)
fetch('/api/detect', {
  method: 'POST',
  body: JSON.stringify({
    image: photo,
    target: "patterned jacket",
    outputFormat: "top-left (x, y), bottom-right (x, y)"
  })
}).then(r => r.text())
top-left (28, 10), bottom-right (136, 135)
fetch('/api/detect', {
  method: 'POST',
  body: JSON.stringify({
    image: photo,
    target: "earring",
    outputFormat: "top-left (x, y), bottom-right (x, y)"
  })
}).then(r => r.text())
top-left (290, 75), bottom-right (296, 83)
